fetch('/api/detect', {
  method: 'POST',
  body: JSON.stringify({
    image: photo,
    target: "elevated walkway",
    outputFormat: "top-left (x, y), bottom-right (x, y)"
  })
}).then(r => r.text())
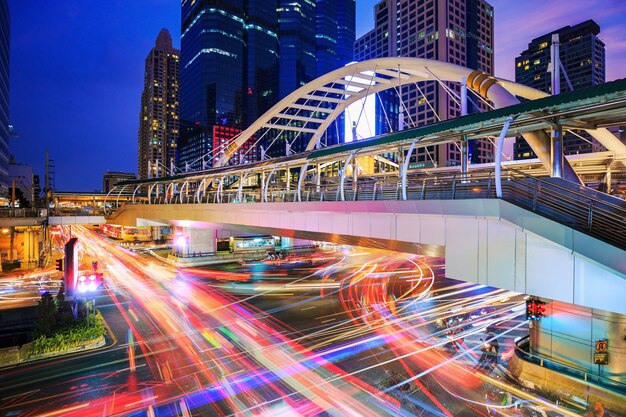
top-left (108, 170), bottom-right (626, 314)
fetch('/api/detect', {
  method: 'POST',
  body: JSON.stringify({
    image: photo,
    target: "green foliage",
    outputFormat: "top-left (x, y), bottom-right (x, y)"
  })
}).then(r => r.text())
top-left (55, 284), bottom-right (66, 311)
top-left (29, 312), bottom-right (106, 357)
top-left (34, 292), bottom-right (57, 337)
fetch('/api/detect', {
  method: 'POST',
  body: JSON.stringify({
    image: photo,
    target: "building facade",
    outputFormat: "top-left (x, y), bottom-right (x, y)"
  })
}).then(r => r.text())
top-left (138, 29), bottom-right (180, 180)
top-left (0, 1), bottom-right (10, 195)
top-left (179, 0), bottom-right (355, 168)
top-left (102, 171), bottom-right (137, 193)
top-left (179, 0), bottom-right (278, 170)
top-left (8, 157), bottom-right (33, 205)
top-left (514, 20), bottom-right (606, 159)
top-left (354, 0), bottom-right (494, 167)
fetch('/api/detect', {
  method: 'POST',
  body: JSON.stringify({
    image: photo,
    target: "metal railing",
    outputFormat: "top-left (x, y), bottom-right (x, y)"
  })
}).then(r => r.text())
top-left (501, 170), bottom-right (626, 250)
top-left (515, 336), bottom-right (626, 393)
top-left (112, 168), bottom-right (626, 250)
top-left (0, 208), bottom-right (46, 218)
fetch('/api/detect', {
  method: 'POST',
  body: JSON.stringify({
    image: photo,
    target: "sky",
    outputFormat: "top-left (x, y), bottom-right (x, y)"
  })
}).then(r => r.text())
top-left (8, 0), bottom-right (626, 191)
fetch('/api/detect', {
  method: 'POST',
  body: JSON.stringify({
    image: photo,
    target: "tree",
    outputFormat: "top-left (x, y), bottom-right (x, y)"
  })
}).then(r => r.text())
top-left (35, 291), bottom-right (57, 337)
top-left (11, 187), bottom-right (31, 208)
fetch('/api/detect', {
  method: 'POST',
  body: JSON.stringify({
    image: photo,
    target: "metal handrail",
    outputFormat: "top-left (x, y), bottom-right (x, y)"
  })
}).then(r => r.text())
top-left (109, 168), bottom-right (626, 250)
top-left (514, 336), bottom-right (626, 393)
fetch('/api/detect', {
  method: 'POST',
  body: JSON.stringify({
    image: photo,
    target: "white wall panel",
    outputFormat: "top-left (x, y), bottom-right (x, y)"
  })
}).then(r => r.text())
top-left (396, 214), bottom-right (420, 243)
top-left (514, 229), bottom-right (527, 294)
top-left (420, 216), bottom-right (445, 246)
top-left (351, 213), bottom-right (371, 238)
top-left (371, 214), bottom-right (393, 240)
top-left (574, 257), bottom-right (626, 313)
top-left (526, 234), bottom-right (574, 303)
top-left (486, 220), bottom-right (516, 291)
top-left (332, 213), bottom-right (351, 235)
top-left (477, 219), bottom-right (488, 285)
top-left (445, 217), bottom-right (478, 283)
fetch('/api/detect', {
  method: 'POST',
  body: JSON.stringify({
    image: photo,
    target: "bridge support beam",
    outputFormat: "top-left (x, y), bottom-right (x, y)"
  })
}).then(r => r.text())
top-left (461, 138), bottom-right (468, 182)
top-left (551, 124), bottom-right (564, 179)
top-left (495, 117), bottom-right (514, 198)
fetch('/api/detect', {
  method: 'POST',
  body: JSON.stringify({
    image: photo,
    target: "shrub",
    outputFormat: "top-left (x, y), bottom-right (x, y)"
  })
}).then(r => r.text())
top-left (29, 312), bottom-right (106, 356)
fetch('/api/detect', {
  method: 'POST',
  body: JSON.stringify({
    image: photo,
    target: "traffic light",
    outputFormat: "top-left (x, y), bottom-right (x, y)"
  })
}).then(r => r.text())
top-left (525, 298), bottom-right (546, 320)
top-left (535, 300), bottom-right (546, 319)
top-left (525, 299), bottom-right (536, 321)
top-left (55, 258), bottom-right (63, 272)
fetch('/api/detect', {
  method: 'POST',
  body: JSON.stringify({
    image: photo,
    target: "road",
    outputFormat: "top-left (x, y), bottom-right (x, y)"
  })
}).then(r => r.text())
top-left (0, 226), bottom-right (581, 416)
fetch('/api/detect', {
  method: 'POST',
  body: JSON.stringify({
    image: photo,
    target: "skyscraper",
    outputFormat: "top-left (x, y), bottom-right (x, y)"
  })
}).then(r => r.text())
top-left (278, 0), bottom-right (355, 97)
top-left (514, 20), bottom-right (606, 159)
top-left (0, 0), bottom-right (10, 194)
top-left (179, 1), bottom-right (354, 167)
top-left (278, 0), bottom-right (316, 99)
top-left (179, 0), bottom-right (278, 170)
top-left (138, 29), bottom-right (180, 180)
top-left (354, 0), bottom-right (494, 166)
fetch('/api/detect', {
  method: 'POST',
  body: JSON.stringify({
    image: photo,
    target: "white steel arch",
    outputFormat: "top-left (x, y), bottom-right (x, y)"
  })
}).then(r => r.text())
top-left (216, 57), bottom-right (626, 183)
top-left (216, 57), bottom-right (545, 167)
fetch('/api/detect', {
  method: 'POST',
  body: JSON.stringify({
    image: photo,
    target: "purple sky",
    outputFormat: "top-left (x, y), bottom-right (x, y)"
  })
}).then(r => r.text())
top-left (9, 1), bottom-right (626, 191)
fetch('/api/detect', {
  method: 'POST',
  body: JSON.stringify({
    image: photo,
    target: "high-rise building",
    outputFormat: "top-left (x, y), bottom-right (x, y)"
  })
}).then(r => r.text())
top-left (354, 0), bottom-right (494, 167)
top-left (270, 0), bottom-right (355, 156)
top-left (278, 0), bottom-right (316, 99)
top-left (103, 171), bottom-right (137, 193)
top-left (354, 1), bottom-right (399, 137)
top-left (0, 0), bottom-right (10, 195)
top-left (8, 156), bottom-right (33, 204)
top-left (179, 0), bottom-right (278, 170)
top-left (514, 20), bottom-right (606, 159)
top-left (138, 29), bottom-right (180, 180)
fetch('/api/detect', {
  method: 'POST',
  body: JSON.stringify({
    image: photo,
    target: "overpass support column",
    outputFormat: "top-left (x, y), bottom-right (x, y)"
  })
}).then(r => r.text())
top-left (297, 162), bottom-right (309, 202)
top-left (495, 117), bottom-right (514, 198)
top-left (551, 124), bottom-right (564, 179)
top-left (401, 140), bottom-right (417, 200)
top-left (173, 226), bottom-right (216, 258)
top-left (605, 166), bottom-right (612, 193)
top-left (315, 164), bottom-right (321, 193)
top-left (461, 137), bottom-right (469, 182)
top-left (340, 153), bottom-right (355, 201)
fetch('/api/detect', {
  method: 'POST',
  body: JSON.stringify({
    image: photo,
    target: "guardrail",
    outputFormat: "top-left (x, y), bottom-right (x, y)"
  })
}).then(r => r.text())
top-left (515, 335), bottom-right (626, 393)
top-left (109, 168), bottom-right (626, 251)
top-left (0, 208), bottom-right (46, 218)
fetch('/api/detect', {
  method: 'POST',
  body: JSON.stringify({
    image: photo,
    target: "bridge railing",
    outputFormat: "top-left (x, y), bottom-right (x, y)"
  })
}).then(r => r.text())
top-left (515, 335), bottom-right (626, 391)
top-left (502, 170), bottom-right (626, 250)
top-left (112, 168), bottom-right (626, 250)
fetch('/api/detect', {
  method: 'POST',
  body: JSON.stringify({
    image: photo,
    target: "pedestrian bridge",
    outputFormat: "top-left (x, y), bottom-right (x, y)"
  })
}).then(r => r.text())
top-left (107, 168), bottom-right (626, 315)
top-left (106, 58), bottom-right (626, 314)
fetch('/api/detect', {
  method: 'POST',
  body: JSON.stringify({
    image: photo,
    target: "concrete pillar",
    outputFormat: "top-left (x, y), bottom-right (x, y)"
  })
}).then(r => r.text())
top-left (530, 300), bottom-right (626, 384)
top-left (173, 226), bottom-right (216, 257)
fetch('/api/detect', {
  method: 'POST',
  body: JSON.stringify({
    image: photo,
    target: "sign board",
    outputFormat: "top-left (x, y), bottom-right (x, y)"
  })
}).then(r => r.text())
top-left (595, 340), bottom-right (608, 353)
top-left (594, 352), bottom-right (609, 365)
top-left (594, 340), bottom-right (608, 365)
top-left (63, 238), bottom-right (78, 301)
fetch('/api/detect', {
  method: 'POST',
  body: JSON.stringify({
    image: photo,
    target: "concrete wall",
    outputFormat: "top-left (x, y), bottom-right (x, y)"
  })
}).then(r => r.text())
top-left (107, 199), bottom-right (626, 314)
